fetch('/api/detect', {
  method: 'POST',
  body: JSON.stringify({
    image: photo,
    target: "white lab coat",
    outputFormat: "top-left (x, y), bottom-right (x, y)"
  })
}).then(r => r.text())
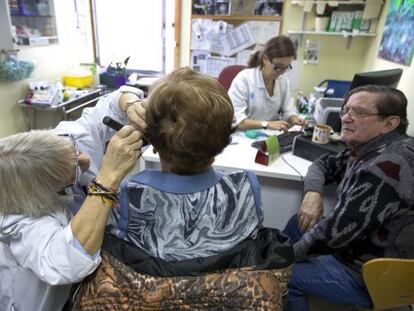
top-left (228, 67), bottom-right (298, 125)
top-left (0, 89), bottom-right (129, 311)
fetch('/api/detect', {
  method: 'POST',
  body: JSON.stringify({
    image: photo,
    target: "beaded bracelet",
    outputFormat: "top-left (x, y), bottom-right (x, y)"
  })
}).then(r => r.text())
top-left (92, 179), bottom-right (119, 194)
top-left (87, 179), bottom-right (119, 207)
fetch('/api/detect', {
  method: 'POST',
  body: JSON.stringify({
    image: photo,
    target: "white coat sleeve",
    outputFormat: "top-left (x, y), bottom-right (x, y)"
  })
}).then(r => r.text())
top-left (228, 72), bottom-right (251, 126)
top-left (280, 77), bottom-right (298, 120)
top-left (54, 90), bottom-right (128, 179)
top-left (8, 214), bottom-right (101, 285)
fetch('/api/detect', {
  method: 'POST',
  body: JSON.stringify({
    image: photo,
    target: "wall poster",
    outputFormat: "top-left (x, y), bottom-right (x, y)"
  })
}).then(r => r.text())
top-left (378, 0), bottom-right (414, 66)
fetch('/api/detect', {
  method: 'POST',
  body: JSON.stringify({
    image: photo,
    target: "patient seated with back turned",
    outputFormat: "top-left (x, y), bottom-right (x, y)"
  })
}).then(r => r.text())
top-left (74, 68), bottom-right (294, 310)
top-left (113, 67), bottom-right (263, 260)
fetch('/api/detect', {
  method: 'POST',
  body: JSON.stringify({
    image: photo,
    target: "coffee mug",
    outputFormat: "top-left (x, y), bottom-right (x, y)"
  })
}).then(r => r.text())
top-left (312, 124), bottom-right (331, 144)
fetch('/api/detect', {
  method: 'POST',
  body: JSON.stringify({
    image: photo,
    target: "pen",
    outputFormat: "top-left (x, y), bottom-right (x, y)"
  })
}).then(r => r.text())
top-left (102, 116), bottom-right (149, 146)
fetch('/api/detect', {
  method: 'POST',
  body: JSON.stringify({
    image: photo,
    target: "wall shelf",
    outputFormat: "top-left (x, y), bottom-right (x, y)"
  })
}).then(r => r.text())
top-left (292, 0), bottom-right (367, 5)
top-left (192, 14), bottom-right (282, 22)
top-left (288, 30), bottom-right (376, 37)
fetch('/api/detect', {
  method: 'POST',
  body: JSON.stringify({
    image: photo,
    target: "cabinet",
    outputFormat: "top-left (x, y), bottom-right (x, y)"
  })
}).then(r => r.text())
top-left (287, 0), bottom-right (384, 47)
top-left (190, 0), bottom-right (284, 77)
top-left (0, 0), bottom-right (58, 50)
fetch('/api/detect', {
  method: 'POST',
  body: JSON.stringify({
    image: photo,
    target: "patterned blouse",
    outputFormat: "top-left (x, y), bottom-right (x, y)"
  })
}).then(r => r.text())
top-left (110, 168), bottom-right (263, 261)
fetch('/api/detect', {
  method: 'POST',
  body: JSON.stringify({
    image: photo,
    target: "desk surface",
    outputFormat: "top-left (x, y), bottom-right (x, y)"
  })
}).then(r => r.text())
top-left (142, 130), bottom-right (313, 182)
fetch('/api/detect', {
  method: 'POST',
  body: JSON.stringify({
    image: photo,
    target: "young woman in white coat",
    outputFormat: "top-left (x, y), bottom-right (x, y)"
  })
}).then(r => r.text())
top-left (229, 35), bottom-right (305, 132)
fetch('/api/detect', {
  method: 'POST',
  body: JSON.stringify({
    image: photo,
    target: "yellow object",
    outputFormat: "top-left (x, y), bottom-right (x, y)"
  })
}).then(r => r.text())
top-left (362, 258), bottom-right (414, 310)
top-left (63, 75), bottom-right (93, 88)
top-left (63, 66), bottom-right (94, 88)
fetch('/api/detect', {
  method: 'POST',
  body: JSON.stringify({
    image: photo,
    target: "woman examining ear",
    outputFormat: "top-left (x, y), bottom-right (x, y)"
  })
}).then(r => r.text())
top-left (228, 36), bottom-right (305, 132)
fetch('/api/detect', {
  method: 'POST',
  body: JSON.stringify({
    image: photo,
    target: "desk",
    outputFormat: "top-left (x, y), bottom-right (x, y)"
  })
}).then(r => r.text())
top-left (140, 131), bottom-right (337, 229)
top-left (18, 88), bottom-right (105, 129)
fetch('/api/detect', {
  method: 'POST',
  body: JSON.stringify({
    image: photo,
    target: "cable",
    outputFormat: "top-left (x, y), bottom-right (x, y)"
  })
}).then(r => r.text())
top-left (281, 154), bottom-right (304, 185)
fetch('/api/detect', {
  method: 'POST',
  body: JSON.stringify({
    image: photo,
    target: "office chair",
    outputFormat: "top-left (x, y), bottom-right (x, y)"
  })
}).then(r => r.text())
top-left (217, 65), bottom-right (246, 92)
top-left (362, 258), bottom-right (414, 310)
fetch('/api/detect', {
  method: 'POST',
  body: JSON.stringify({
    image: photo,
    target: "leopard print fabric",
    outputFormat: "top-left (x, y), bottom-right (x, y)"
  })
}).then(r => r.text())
top-left (73, 252), bottom-right (292, 310)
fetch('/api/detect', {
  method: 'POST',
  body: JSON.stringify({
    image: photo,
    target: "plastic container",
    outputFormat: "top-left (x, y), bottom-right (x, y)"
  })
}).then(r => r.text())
top-left (63, 66), bottom-right (93, 88)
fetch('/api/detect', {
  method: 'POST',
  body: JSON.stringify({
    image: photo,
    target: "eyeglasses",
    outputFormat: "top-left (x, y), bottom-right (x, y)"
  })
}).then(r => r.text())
top-left (339, 106), bottom-right (387, 119)
top-left (271, 63), bottom-right (292, 74)
top-left (58, 134), bottom-right (81, 186)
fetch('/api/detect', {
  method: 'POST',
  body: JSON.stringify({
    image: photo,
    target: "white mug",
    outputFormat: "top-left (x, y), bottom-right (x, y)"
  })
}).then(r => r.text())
top-left (312, 124), bottom-right (331, 144)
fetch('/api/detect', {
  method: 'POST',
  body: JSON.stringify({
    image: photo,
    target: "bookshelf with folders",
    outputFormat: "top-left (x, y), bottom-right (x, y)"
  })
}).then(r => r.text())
top-left (287, 0), bottom-right (384, 44)
top-left (190, 0), bottom-right (284, 77)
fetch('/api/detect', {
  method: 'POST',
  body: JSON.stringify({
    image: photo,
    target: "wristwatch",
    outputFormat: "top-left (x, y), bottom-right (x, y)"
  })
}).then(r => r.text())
top-left (261, 121), bottom-right (269, 129)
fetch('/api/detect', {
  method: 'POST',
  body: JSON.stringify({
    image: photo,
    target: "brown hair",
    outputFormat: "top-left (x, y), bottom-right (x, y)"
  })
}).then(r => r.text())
top-left (344, 85), bottom-right (408, 134)
top-left (248, 35), bottom-right (296, 68)
top-left (145, 68), bottom-right (236, 174)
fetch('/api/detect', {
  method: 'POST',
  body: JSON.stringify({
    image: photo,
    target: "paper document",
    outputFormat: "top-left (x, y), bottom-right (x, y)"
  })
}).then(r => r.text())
top-left (247, 21), bottom-right (280, 44)
top-left (220, 23), bottom-right (256, 56)
top-left (204, 56), bottom-right (236, 77)
top-left (191, 50), bottom-right (210, 73)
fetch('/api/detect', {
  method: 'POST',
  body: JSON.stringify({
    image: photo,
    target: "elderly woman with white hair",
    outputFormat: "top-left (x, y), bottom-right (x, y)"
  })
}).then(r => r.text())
top-left (0, 85), bottom-right (146, 311)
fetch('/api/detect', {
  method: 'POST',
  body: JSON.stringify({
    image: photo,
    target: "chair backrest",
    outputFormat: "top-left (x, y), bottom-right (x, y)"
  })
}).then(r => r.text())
top-left (362, 258), bottom-right (414, 310)
top-left (217, 65), bottom-right (246, 92)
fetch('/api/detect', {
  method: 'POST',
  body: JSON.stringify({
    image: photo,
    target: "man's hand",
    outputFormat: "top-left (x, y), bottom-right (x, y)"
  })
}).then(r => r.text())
top-left (126, 100), bottom-right (147, 132)
top-left (298, 191), bottom-right (323, 232)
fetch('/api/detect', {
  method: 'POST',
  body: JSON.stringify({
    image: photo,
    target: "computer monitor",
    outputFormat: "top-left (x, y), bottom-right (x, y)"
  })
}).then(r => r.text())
top-left (349, 68), bottom-right (403, 90)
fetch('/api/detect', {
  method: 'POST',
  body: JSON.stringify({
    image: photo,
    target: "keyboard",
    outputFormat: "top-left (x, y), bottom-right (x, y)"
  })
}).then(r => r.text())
top-left (277, 131), bottom-right (302, 153)
top-left (250, 131), bottom-right (302, 154)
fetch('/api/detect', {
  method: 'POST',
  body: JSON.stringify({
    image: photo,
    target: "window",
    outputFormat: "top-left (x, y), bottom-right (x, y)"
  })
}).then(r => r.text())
top-left (91, 0), bottom-right (177, 75)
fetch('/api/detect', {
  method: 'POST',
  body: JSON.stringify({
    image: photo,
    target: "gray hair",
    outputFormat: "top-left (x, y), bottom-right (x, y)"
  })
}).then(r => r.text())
top-left (0, 130), bottom-right (73, 216)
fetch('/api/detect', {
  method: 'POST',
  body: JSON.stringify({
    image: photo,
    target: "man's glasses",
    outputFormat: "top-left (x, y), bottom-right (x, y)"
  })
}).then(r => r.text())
top-left (340, 106), bottom-right (387, 119)
top-left (58, 134), bottom-right (81, 186)
top-left (271, 63), bottom-right (292, 74)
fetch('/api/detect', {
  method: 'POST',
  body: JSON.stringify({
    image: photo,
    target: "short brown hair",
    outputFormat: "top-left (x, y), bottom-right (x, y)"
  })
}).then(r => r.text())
top-left (145, 68), bottom-right (235, 174)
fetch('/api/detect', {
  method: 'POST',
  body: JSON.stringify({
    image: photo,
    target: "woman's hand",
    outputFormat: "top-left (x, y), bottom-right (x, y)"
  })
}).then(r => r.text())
top-left (288, 115), bottom-right (307, 127)
top-left (97, 125), bottom-right (143, 189)
top-left (298, 191), bottom-right (323, 232)
top-left (126, 100), bottom-right (147, 132)
top-left (267, 120), bottom-right (290, 132)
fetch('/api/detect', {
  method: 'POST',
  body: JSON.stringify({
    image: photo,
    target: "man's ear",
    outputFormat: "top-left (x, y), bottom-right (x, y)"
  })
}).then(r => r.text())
top-left (381, 116), bottom-right (400, 134)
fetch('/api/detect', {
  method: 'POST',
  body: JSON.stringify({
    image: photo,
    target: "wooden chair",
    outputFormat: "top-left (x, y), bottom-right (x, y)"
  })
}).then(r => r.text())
top-left (362, 258), bottom-right (414, 310)
top-left (217, 65), bottom-right (246, 92)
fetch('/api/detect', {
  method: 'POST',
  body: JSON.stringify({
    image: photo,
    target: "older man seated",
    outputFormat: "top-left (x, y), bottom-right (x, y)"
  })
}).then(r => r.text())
top-left (284, 85), bottom-right (414, 310)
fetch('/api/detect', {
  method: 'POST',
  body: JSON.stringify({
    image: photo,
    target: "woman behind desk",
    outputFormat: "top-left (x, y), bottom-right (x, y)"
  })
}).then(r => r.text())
top-left (228, 35), bottom-right (304, 132)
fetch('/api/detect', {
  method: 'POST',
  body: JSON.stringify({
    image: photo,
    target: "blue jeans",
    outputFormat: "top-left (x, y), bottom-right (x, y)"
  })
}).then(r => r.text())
top-left (284, 215), bottom-right (373, 311)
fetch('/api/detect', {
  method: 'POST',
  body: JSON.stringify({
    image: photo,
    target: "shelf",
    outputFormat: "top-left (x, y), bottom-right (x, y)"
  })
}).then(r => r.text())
top-left (292, 1), bottom-right (367, 5)
top-left (17, 35), bottom-right (58, 46)
top-left (11, 14), bottom-right (53, 17)
top-left (192, 14), bottom-right (282, 21)
top-left (288, 30), bottom-right (376, 37)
